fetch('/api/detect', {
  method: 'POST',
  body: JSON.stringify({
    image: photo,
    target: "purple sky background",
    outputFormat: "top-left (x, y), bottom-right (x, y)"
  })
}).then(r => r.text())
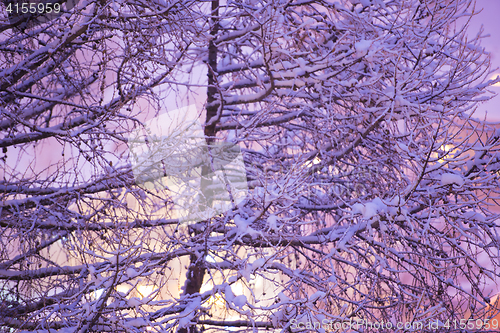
top-left (469, 0), bottom-right (500, 121)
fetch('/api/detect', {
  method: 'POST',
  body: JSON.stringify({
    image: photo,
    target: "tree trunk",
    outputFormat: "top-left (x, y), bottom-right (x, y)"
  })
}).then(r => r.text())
top-left (178, 1), bottom-right (219, 332)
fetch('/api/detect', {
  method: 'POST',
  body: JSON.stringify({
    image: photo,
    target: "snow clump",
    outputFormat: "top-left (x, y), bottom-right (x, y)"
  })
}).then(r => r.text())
top-left (354, 39), bottom-right (373, 56)
top-left (441, 173), bottom-right (464, 186)
top-left (351, 197), bottom-right (387, 219)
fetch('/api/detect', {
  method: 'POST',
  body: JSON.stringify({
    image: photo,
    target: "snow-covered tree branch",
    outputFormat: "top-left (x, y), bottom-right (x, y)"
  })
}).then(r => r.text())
top-left (1, 0), bottom-right (500, 332)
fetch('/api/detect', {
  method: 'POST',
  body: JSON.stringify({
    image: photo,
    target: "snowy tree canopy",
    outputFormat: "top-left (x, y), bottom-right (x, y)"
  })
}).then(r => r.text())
top-left (1, 0), bottom-right (500, 332)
